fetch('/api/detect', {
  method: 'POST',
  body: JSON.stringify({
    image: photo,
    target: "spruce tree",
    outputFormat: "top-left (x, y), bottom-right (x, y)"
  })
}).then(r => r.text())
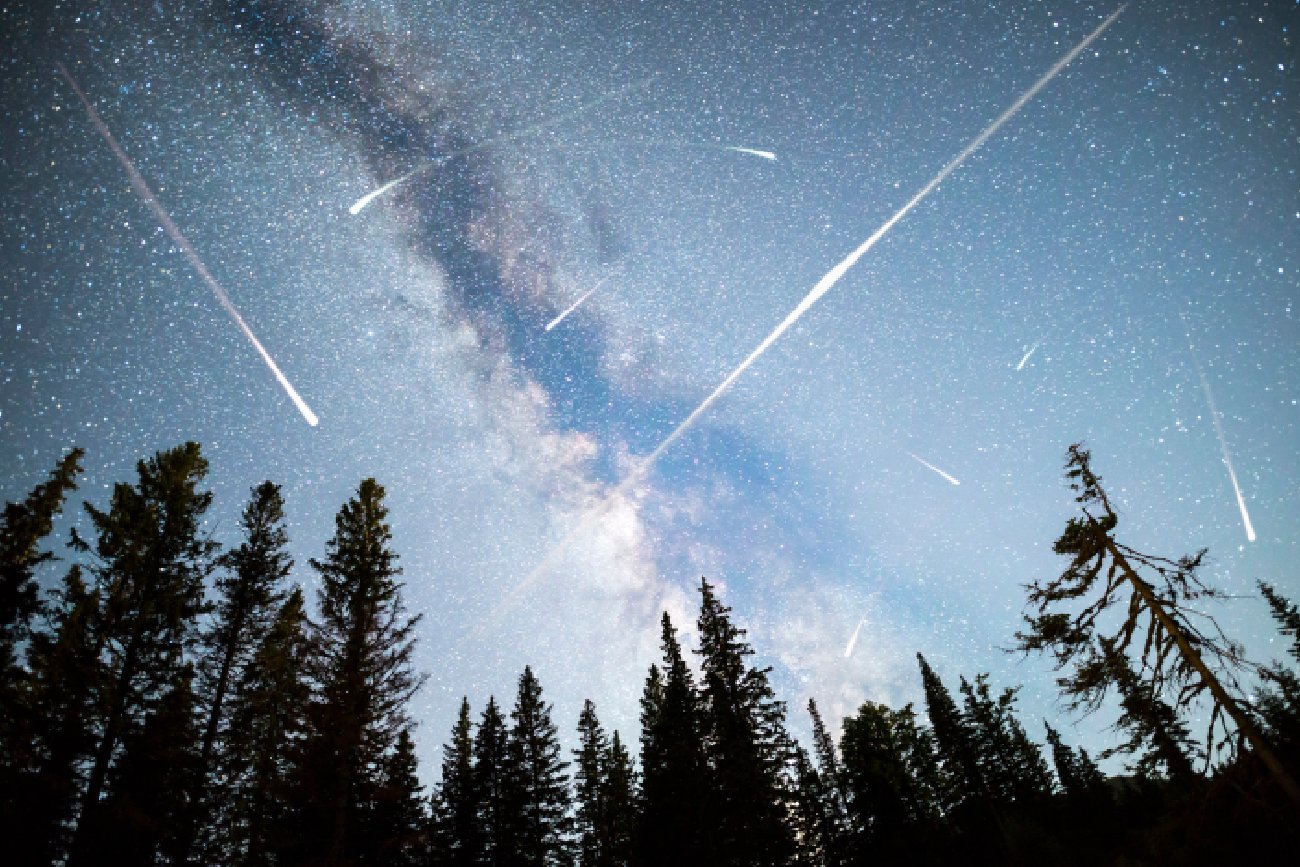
top-left (199, 482), bottom-right (292, 772)
top-left (296, 478), bottom-right (425, 866)
top-left (917, 654), bottom-right (983, 810)
top-left (435, 697), bottom-right (482, 867)
top-left (602, 730), bottom-right (636, 867)
top-left (636, 613), bottom-right (707, 866)
top-left (839, 700), bottom-right (942, 853)
top-left (195, 481), bottom-right (293, 861)
top-left (66, 442), bottom-right (216, 867)
top-left (1257, 583), bottom-right (1300, 756)
top-left (958, 674), bottom-right (1053, 804)
top-left (790, 746), bottom-right (828, 867)
top-left (368, 729), bottom-right (429, 866)
top-left (473, 697), bottom-right (511, 866)
top-left (572, 699), bottom-right (636, 867)
top-left (0, 447), bottom-right (86, 863)
top-left (574, 699), bottom-right (610, 867)
top-left (0, 447), bottom-right (83, 695)
top-left (1043, 723), bottom-right (1107, 803)
top-left (222, 586), bottom-right (311, 866)
top-left (695, 577), bottom-right (795, 867)
top-left (807, 699), bottom-right (851, 866)
top-left (93, 667), bottom-right (203, 865)
top-left (13, 565), bottom-right (102, 867)
top-left (506, 666), bottom-right (571, 867)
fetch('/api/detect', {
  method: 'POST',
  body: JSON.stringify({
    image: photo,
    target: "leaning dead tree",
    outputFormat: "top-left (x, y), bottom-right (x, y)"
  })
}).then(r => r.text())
top-left (1016, 443), bottom-right (1300, 808)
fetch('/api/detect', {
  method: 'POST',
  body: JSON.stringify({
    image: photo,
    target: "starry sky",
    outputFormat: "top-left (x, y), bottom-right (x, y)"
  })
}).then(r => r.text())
top-left (2, 0), bottom-right (1297, 776)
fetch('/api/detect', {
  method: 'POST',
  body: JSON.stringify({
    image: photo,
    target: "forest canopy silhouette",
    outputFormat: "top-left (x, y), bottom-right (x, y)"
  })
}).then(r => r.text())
top-left (1, 441), bottom-right (1297, 866)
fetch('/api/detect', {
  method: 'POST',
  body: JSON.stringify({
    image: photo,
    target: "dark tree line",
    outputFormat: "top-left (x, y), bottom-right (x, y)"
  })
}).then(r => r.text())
top-left (1, 441), bottom-right (1298, 866)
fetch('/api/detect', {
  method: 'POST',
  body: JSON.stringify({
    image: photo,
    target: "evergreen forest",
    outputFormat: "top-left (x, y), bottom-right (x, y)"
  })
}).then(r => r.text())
top-left (2, 441), bottom-right (1298, 866)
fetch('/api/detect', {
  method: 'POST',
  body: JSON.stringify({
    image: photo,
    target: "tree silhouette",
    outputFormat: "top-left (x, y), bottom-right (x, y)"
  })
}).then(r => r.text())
top-left (297, 478), bottom-right (425, 866)
top-left (695, 577), bottom-right (795, 867)
top-left (66, 442), bottom-right (216, 867)
top-left (1015, 444), bottom-right (1299, 804)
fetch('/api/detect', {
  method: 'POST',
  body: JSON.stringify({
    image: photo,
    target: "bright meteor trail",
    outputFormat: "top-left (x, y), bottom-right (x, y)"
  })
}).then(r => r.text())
top-left (1182, 325), bottom-right (1256, 543)
top-left (476, 5), bottom-right (1127, 630)
top-left (843, 618), bottom-right (866, 658)
top-left (626, 4), bottom-right (1126, 485)
top-left (1016, 341), bottom-right (1040, 371)
top-left (724, 146), bottom-right (778, 161)
top-left (56, 62), bottom-right (319, 427)
top-left (908, 452), bottom-right (961, 486)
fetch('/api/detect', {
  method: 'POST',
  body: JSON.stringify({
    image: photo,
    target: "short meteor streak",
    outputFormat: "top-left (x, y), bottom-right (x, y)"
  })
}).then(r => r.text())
top-left (724, 145), bottom-right (778, 161)
top-left (546, 276), bottom-right (610, 332)
top-left (1016, 341), bottom-right (1040, 371)
top-left (57, 62), bottom-right (319, 427)
top-left (908, 452), bottom-right (961, 486)
top-left (475, 5), bottom-right (1127, 632)
top-left (350, 76), bottom-right (658, 215)
top-left (843, 617), bottom-right (867, 658)
top-left (1184, 330), bottom-right (1256, 542)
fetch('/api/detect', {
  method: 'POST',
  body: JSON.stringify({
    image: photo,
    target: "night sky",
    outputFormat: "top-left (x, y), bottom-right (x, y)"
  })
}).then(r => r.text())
top-left (2, 0), bottom-right (1296, 776)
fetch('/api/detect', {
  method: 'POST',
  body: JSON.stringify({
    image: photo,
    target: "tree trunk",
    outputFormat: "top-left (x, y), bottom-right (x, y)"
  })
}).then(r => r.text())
top-left (1102, 534), bottom-right (1300, 810)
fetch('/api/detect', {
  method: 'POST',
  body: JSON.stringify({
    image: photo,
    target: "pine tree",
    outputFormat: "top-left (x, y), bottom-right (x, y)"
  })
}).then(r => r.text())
top-left (0, 447), bottom-right (83, 695)
top-left (636, 613), bottom-right (707, 866)
top-left (12, 565), bottom-right (103, 867)
top-left (958, 674), bottom-right (1053, 804)
top-left (367, 729), bottom-right (429, 866)
top-left (194, 481), bottom-right (293, 861)
top-left (0, 448), bottom-right (85, 856)
top-left (839, 700), bottom-right (942, 853)
top-left (807, 699), bottom-right (851, 866)
top-left (572, 699), bottom-right (636, 867)
top-left (790, 745), bottom-right (828, 867)
top-left (574, 699), bottom-right (609, 867)
top-left (66, 442), bottom-right (217, 867)
top-left (93, 667), bottom-right (203, 865)
top-left (1016, 444), bottom-right (1300, 804)
top-left (222, 586), bottom-right (311, 866)
top-left (1043, 723), bottom-right (1107, 803)
top-left (602, 730), bottom-right (636, 867)
top-left (1257, 583), bottom-right (1300, 756)
top-left (506, 666), bottom-right (570, 867)
top-left (695, 577), bottom-right (795, 867)
top-left (473, 697), bottom-right (511, 866)
top-left (917, 654), bottom-right (983, 810)
top-left (296, 478), bottom-right (425, 866)
top-left (435, 697), bottom-right (482, 867)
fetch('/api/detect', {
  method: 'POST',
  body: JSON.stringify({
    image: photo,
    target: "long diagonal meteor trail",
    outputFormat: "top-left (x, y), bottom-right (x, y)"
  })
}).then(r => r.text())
top-left (1181, 321), bottom-right (1256, 543)
top-left (56, 62), bottom-right (319, 427)
top-left (474, 6), bottom-right (1127, 634)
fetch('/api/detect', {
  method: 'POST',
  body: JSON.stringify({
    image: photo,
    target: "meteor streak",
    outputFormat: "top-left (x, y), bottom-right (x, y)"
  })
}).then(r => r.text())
top-left (1184, 330), bottom-right (1256, 542)
top-left (350, 76), bottom-right (657, 215)
top-left (624, 4), bottom-right (1126, 489)
top-left (724, 145), bottom-right (778, 161)
top-left (475, 6), bottom-right (1127, 632)
top-left (546, 276), bottom-right (610, 332)
top-left (349, 167), bottom-right (423, 215)
top-left (908, 452), bottom-right (961, 486)
top-left (57, 62), bottom-right (319, 427)
top-left (1016, 341), bottom-right (1040, 371)
top-left (545, 246), bottom-right (647, 332)
top-left (843, 617), bottom-right (866, 658)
